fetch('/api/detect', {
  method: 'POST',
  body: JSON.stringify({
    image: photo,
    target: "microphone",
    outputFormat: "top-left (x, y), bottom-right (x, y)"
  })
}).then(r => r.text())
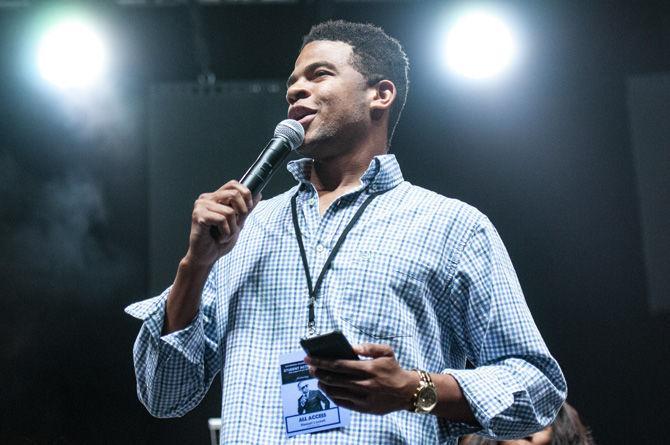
top-left (209, 119), bottom-right (304, 241)
top-left (240, 119), bottom-right (305, 195)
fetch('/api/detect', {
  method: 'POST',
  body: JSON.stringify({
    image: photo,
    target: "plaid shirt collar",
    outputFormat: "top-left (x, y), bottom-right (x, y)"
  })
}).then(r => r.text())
top-left (286, 154), bottom-right (404, 195)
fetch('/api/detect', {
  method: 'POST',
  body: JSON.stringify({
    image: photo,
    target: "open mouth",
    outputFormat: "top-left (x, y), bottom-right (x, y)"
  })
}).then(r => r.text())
top-left (297, 113), bottom-right (316, 127)
top-left (289, 106), bottom-right (317, 126)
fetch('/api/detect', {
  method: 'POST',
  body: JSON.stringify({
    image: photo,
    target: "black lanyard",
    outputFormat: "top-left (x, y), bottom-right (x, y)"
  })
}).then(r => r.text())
top-left (291, 189), bottom-right (380, 337)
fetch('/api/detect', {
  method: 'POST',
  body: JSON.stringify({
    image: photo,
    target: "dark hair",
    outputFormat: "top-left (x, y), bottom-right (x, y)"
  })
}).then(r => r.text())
top-left (458, 402), bottom-right (596, 445)
top-left (550, 402), bottom-right (595, 445)
top-left (302, 20), bottom-right (410, 147)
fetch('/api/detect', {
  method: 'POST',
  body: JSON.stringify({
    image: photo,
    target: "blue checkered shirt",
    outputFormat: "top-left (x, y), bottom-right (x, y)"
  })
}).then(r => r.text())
top-left (126, 154), bottom-right (566, 444)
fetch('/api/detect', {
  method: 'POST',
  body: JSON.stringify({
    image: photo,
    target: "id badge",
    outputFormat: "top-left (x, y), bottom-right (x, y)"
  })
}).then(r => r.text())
top-left (279, 350), bottom-right (351, 437)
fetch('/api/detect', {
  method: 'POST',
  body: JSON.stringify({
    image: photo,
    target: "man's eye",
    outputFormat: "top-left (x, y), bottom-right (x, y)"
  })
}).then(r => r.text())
top-left (315, 71), bottom-right (330, 77)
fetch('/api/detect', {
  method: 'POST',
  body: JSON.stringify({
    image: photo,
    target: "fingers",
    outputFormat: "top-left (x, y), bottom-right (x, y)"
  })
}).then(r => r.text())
top-left (193, 199), bottom-right (237, 236)
top-left (213, 181), bottom-right (260, 226)
top-left (214, 180), bottom-right (253, 210)
top-left (194, 181), bottom-right (259, 235)
top-left (318, 383), bottom-right (365, 404)
top-left (306, 356), bottom-right (372, 378)
top-left (317, 380), bottom-right (386, 415)
top-left (187, 181), bottom-right (261, 265)
top-left (203, 201), bottom-right (239, 237)
top-left (205, 207), bottom-right (239, 244)
top-left (327, 397), bottom-right (357, 411)
top-left (352, 343), bottom-right (394, 359)
top-left (304, 343), bottom-right (394, 376)
top-left (312, 368), bottom-right (371, 390)
top-left (305, 343), bottom-right (409, 415)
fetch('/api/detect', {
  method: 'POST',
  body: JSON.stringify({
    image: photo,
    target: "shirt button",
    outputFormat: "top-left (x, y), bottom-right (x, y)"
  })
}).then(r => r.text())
top-left (308, 197), bottom-right (316, 206)
top-left (316, 244), bottom-right (325, 253)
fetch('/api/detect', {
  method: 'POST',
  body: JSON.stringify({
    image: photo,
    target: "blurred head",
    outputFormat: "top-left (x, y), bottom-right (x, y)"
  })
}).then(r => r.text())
top-left (547, 402), bottom-right (595, 445)
top-left (499, 427), bottom-right (552, 445)
top-left (460, 402), bottom-right (595, 445)
top-left (298, 382), bottom-right (309, 394)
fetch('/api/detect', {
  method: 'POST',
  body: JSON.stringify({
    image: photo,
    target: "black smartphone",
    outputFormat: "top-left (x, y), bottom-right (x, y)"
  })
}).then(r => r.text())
top-left (300, 330), bottom-right (359, 360)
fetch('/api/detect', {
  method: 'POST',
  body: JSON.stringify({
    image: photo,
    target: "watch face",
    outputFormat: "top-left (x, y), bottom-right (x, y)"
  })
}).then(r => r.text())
top-left (418, 386), bottom-right (438, 409)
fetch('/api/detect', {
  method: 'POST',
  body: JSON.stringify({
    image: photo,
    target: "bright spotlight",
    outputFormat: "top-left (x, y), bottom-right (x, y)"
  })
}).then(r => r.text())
top-left (37, 16), bottom-right (108, 90)
top-left (444, 11), bottom-right (517, 80)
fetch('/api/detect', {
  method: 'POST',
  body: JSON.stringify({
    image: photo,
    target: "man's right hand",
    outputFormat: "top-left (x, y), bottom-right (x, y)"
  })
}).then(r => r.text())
top-left (185, 180), bottom-right (261, 269)
top-left (163, 180), bottom-right (260, 335)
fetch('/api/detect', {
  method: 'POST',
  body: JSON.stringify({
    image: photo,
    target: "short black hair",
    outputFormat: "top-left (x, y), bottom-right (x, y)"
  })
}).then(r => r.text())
top-left (302, 20), bottom-right (410, 147)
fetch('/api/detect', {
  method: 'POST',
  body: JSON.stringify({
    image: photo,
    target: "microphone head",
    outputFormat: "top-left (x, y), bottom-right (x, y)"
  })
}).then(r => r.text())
top-left (274, 119), bottom-right (305, 150)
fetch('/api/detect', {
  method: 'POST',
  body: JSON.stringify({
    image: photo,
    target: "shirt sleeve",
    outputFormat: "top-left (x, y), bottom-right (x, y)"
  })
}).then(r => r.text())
top-left (437, 215), bottom-right (567, 438)
top-left (124, 270), bottom-right (223, 418)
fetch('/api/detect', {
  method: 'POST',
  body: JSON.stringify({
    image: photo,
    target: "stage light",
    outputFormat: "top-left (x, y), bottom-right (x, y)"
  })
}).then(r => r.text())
top-left (444, 10), bottom-right (517, 79)
top-left (37, 16), bottom-right (108, 90)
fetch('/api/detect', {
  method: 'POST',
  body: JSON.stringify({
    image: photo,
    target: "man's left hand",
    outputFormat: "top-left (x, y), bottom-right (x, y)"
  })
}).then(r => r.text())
top-left (305, 343), bottom-right (419, 415)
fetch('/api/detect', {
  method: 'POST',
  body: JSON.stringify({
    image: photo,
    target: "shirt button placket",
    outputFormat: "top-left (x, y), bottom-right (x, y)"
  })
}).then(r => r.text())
top-left (315, 243), bottom-right (328, 273)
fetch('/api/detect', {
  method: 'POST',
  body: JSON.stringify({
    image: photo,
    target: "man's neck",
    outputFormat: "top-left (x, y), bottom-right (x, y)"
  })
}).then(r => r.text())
top-left (308, 141), bottom-right (387, 215)
top-left (309, 138), bottom-right (387, 192)
top-left (311, 156), bottom-right (367, 194)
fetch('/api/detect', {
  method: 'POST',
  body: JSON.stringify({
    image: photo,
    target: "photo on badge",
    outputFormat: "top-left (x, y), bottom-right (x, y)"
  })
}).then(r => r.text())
top-left (279, 350), bottom-right (351, 437)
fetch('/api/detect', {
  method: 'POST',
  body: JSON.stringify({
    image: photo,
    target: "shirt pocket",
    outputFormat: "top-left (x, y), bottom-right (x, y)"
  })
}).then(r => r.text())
top-left (333, 249), bottom-right (431, 340)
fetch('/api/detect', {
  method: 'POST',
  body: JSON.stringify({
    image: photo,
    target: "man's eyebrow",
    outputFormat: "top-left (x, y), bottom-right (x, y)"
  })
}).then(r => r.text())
top-left (286, 61), bottom-right (338, 88)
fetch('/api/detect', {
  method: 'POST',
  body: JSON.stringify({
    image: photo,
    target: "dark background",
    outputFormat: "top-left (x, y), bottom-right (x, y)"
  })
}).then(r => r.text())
top-left (1, 1), bottom-right (669, 444)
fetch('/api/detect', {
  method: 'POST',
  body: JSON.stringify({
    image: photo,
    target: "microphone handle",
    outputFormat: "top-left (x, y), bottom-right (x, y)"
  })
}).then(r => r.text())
top-left (209, 136), bottom-right (292, 241)
top-left (240, 136), bottom-right (293, 196)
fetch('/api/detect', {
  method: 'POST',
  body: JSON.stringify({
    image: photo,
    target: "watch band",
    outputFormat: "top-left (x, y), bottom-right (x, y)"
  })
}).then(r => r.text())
top-left (419, 369), bottom-right (432, 384)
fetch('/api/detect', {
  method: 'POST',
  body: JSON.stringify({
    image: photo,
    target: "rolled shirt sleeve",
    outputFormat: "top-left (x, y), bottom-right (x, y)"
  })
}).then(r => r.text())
top-left (124, 271), bottom-right (223, 418)
top-left (438, 216), bottom-right (567, 438)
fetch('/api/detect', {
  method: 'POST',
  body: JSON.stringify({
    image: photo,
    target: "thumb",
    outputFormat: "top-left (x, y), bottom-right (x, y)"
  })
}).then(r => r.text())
top-left (353, 343), bottom-right (395, 359)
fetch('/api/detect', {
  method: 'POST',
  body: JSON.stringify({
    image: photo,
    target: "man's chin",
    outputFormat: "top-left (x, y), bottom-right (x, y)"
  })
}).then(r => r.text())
top-left (296, 141), bottom-right (317, 158)
top-left (295, 135), bottom-right (337, 160)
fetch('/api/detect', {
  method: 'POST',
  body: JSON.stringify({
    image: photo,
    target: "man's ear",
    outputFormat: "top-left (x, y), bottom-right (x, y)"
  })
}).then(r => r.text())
top-left (370, 80), bottom-right (396, 120)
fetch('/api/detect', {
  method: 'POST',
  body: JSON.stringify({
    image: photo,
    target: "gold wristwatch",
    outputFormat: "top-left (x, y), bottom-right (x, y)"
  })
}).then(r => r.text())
top-left (410, 369), bottom-right (438, 414)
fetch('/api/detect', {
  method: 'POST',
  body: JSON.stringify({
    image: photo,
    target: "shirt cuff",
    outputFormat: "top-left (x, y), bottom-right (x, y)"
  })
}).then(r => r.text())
top-left (125, 289), bottom-right (170, 336)
top-left (125, 288), bottom-right (205, 365)
top-left (441, 368), bottom-right (517, 437)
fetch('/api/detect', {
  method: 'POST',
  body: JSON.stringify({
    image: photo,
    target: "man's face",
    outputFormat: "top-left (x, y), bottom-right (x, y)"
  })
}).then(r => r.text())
top-left (286, 40), bottom-right (372, 158)
top-left (299, 383), bottom-right (309, 394)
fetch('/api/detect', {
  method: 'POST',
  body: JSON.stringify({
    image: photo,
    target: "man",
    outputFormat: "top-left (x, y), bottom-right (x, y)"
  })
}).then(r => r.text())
top-left (297, 381), bottom-right (331, 414)
top-left (127, 20), bottom-right (566, 443)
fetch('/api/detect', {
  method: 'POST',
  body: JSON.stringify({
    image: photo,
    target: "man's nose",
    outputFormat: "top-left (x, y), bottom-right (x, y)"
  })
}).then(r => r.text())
top-left (286, 79), bottom-right (310, 105)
